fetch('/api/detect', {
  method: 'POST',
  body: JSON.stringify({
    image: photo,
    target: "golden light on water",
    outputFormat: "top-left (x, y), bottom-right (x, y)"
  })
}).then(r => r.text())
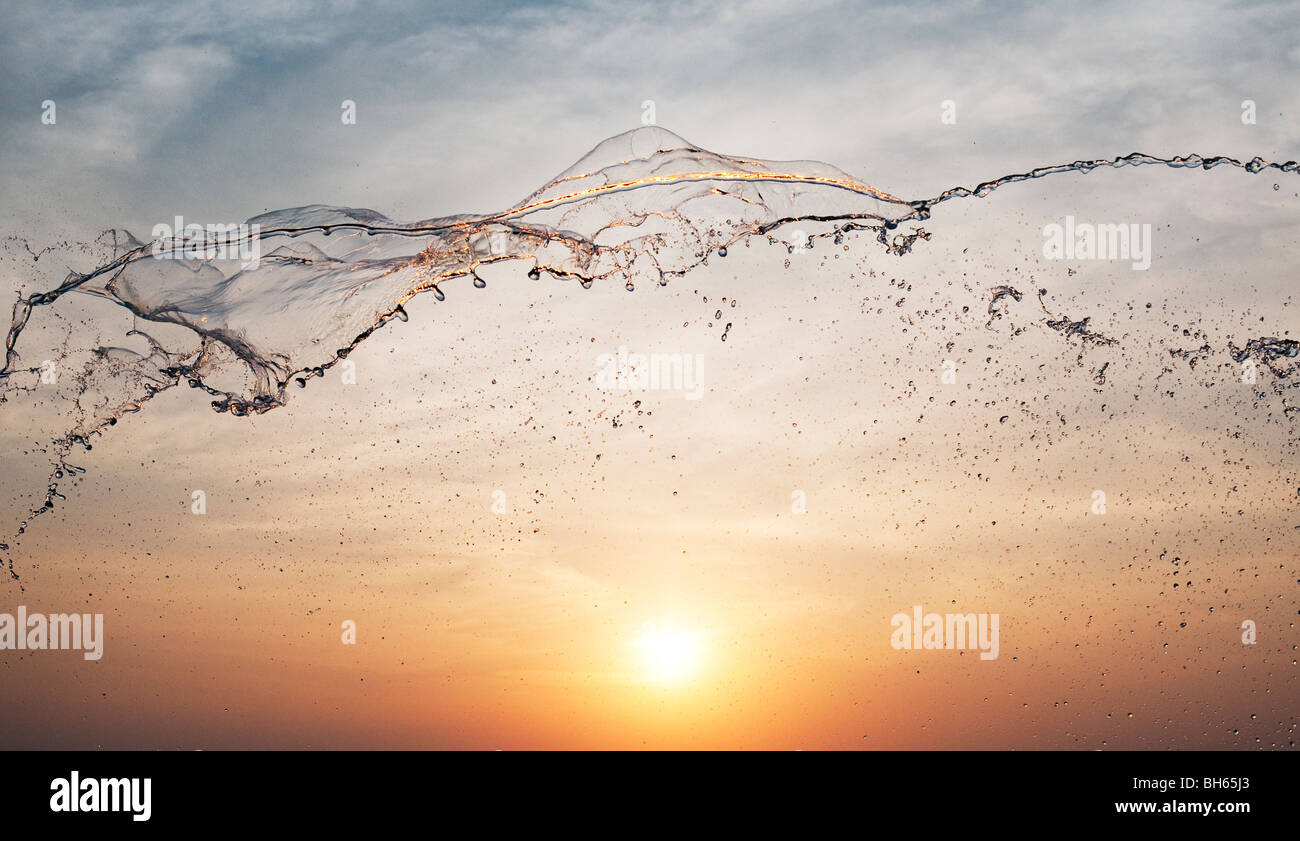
top-left (502, 170), bottom-right (907, 220)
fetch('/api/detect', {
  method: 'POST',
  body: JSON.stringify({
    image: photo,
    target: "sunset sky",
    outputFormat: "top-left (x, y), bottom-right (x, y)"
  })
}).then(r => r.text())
top-left (1, 0), bottom-right (1296, 749)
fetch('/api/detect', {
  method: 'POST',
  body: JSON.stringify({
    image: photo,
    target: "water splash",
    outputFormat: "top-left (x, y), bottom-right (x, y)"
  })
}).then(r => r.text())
top-left (1, 125), bottom-right (1298, 580)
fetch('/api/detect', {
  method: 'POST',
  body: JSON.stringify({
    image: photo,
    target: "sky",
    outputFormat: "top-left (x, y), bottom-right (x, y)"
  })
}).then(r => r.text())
top-left (0, 0), bottom-right (1297, 748)
top-left (4, 0), bottom-right (1299, 233)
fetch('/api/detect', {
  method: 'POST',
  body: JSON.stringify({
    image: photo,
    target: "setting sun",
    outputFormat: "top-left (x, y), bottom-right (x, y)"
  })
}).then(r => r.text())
top-left (634, 622), bottom-right (701, 683)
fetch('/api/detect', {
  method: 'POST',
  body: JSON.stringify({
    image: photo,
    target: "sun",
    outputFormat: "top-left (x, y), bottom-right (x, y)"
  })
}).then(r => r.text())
top-left (634, 621), bottom-right (701, 683)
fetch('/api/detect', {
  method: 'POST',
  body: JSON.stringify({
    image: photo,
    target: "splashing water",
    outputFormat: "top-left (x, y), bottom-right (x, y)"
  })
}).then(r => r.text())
top-left (1, 125), bottom-right (1298, 579)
